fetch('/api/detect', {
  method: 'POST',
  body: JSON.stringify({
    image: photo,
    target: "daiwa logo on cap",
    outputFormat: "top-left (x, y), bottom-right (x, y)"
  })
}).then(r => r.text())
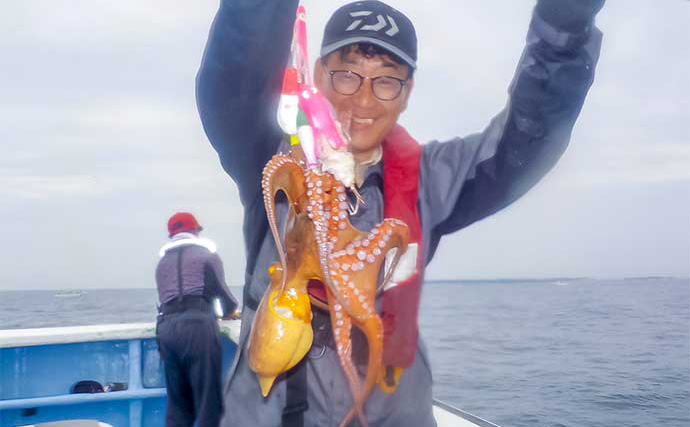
top-left (346, 11), bottom-right (400, 36)
top-left (321, 0), bottom-right (418, 69)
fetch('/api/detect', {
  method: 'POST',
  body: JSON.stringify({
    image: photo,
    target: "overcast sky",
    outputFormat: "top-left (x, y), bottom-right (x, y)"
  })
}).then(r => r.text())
top-left (1, 1), bottom-right (688, 290)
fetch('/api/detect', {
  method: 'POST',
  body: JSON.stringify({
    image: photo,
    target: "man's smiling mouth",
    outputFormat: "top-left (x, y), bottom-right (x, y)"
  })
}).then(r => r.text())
top-left (351, 117), bottom-right (374, 125)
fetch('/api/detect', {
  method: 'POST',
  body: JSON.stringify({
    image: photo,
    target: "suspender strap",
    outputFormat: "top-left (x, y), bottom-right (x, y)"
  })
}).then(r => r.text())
top-left (176, 246), bottom-right (186, 301)
top-left (282, 359), bottom-right (308, 427)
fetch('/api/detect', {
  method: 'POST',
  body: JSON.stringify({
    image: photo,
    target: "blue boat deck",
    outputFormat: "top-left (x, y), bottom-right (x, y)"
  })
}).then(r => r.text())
top-left (0, 323), bottom-right (238, 427)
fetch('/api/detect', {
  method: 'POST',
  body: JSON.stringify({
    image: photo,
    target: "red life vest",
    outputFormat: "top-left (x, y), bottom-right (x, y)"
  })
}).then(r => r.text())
top-left (381, 125), bottom-right (423, 368)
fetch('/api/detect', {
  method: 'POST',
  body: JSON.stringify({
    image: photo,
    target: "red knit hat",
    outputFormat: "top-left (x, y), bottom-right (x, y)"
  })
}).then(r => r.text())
top-left (167, 212), bottom-right (202, 237)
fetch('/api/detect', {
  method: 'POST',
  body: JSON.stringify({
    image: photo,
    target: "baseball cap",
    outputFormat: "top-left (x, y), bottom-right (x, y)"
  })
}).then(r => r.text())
top-left (321, 1), bottom-right (418, 69)
top-left (167, 212), bottom-right (202, 237)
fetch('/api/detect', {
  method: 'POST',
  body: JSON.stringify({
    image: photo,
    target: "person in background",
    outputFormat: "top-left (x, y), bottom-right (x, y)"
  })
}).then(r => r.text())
top-left (196, 0), bottom-right (605, 426)
top-left (155, 212), bottom-right (240, 427)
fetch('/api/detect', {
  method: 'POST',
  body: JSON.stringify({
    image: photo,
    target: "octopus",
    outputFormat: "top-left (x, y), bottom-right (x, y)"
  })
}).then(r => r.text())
top-left (248, 152), bottom-right (410, 427)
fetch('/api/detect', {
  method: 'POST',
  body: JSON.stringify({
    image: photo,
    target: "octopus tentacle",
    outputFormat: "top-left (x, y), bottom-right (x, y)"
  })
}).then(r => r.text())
top-left (304, 170), bottom-right (360, 316)
top-left (337, 316), bottom-right (383, 427)
top-left (326, 292), bottom-right (368, 427)
top-left (261, 154), bottom-right (308, 293)
top-left (330, 220), bottom-right (409, 427)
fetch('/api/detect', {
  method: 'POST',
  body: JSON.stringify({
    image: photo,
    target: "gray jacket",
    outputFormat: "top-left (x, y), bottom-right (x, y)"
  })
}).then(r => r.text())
top-left (156, 234), bottom-right (238, 316)
top-left (196, 2), bottom-right (602, 426)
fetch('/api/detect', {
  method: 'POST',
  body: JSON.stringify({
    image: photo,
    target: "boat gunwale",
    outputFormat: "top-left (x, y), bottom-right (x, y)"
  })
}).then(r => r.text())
top-left (0, 320), bottom-right (241, 349)
top-left (433, 398), bottom-right (501, 427)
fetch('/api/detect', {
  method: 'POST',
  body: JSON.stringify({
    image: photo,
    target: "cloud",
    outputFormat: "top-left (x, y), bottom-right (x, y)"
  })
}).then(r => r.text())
top-left (2, 1), bottom-right (215, 48)
top-left (1, 97), bottom-right (233, 203)
top-left (1, 0), bottom-right (688, 289)
top-left (2, 174), bottom-right (109, 199)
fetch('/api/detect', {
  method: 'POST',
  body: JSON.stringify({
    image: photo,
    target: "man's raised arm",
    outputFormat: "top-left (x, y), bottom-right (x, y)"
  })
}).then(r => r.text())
top-left (422, 0), bottom-right (604, 243)
top-left (196, 0), bottom-right (299, 206)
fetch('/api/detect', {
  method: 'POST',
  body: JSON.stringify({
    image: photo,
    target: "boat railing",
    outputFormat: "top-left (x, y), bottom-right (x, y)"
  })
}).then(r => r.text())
top-left (0, 322), bottom-right (239, 427)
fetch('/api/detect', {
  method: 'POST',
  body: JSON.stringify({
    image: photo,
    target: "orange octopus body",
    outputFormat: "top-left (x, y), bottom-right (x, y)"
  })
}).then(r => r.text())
top-left (249, 153), bottom-right (409, 427)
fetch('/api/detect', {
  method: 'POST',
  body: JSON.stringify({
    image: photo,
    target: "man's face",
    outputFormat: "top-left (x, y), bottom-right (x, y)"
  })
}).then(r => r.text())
top-left (314, 48), bottom-right (413, 158)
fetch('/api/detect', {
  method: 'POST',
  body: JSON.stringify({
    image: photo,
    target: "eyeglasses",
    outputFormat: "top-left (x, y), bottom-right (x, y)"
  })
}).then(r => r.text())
top-left (324, 68), bottom-right (408, 101)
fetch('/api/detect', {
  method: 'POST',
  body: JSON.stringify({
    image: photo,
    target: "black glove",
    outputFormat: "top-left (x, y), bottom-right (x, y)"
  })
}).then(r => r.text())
top-left (536, 0), bottom-right (605, 32)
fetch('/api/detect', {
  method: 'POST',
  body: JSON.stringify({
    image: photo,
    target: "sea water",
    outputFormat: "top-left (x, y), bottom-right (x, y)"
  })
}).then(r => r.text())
top-left (1, 277), bottom-right (688, 427)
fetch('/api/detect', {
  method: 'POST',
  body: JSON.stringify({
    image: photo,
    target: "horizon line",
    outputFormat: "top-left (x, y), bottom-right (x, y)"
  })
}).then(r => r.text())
top-left (1, 275), bottom-right (688, 292)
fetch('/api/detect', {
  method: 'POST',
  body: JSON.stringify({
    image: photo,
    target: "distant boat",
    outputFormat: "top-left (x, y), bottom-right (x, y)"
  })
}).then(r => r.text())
top-left (53, 290), bottom-right (85, 298)
top-left (553, 281), bottom-right (569, 286)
